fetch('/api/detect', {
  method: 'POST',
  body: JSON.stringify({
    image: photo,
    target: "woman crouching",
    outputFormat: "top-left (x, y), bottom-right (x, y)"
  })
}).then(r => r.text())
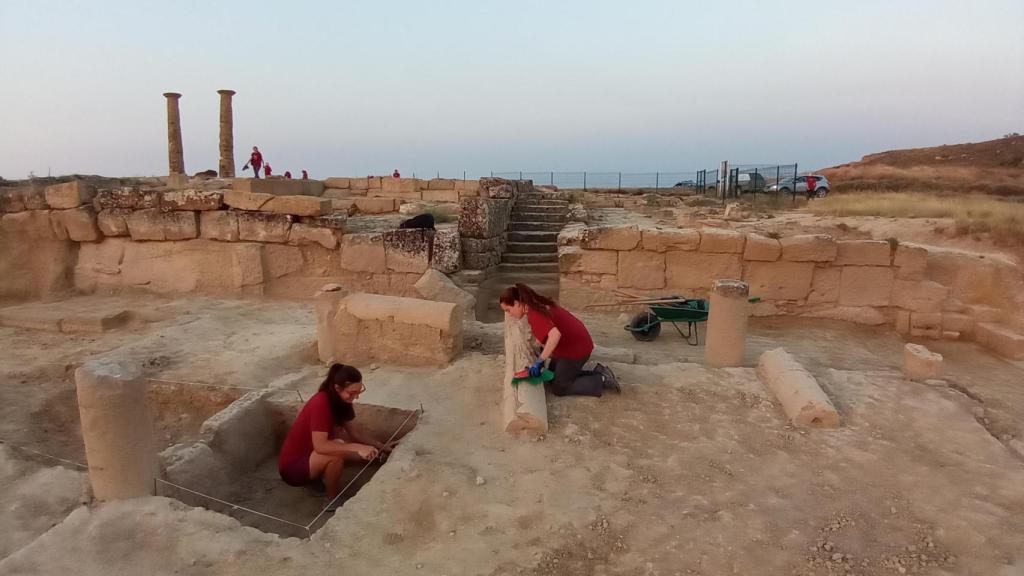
top-left (278, 363), bottom-right (396, 505)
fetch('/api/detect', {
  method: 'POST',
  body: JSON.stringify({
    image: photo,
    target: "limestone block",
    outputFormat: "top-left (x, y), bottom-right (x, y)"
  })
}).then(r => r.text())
top-left (74, 238), bottom-right (127, 292)
top-left (324, 188), bottom-right (362, 200)
top-left (975, 322), bottom-right (1024, 360)
top-left (237, 212), bottom-right (292, 243)
top-left (323, 177), bottom-right (350, 189)
top-left (802, 306), bottom-right (887, 325)
top-left (94, 187), bottom-right (161, 210)
top-left (431, 227), bottom-right (461, 274)
top-left (288, 223), bottom-right (339, 249)
top-left (263, 195), bottom-right (333, 217)
top-left (199, 210), bottom-right (239, 241)
top-left (353, 197), bottom-right (398, 214)
top-left (743, 261), bottom-right (814, 300)
top-left (559, 246), bottom-right (618, 275)
top-left (231, 178), bottom-right (316, 196)
top-left (780, 234), bottom-right (836, 262)
top-left (910, 312), bottom-right (942, 338)
top-left (428, 178), bottom-right (456, 190)
top-left (618, 250), bottom-right (666, 289)
top-left (20, 185), bottom-right (48, 210)
top-left (455, 179), bottom-right (481, 193)
top-left (665, 251), bottom-right (743, 291)
top-left (383, 228), bottom-right (435, 273)
top-left (0, 188), bottom-right (27, 212)
top-left (300, 213), bottom-right (347, 231)
top-left (458, 198), bottom-right (511, 239)
top-left (75, 359), bottom-right (155, 499)
top-left (1, 209), bottom-right (61, 240)
top-left (127, 209), bottom-right (199, 241)
top-left (699, 228), bottom-right (745, 254)
top-left (834, 240), bottom-right (891, 266)
top-left (807, 267), bottom-right (840, 304)
top-left (479, 177), bottom-right (516, 199)
top-left (97, 209), bottom-right (131, 237)
top-left (965, 304), bottom-right (1003, 323)
top-left (422, 189), bottom-right (460, 203)
top-left (160, 189), bottom-right (224, 211)
top-left (557, 223), bottom-right (588, 247)
top-left (503, 315), bottom-right (548, 434)
top-left (320, 293), bottom-right (462, 366)
top-left (414, 269), bottom-right (476, 321)
top-left (756, 348), bottom-right (840, 428)
top-left (382, 178), bottom-right (422, 194)
top-left (582, 225), bottom-right (641, 251)
top-left (340, 233), bottom-right (386, 273)
top-left (112, 240), bottom-right (263, 295)
top-left (44, 180), bottom-right (95, 209)
top-left (302, 180), bottom-right (325, 196)
top-left (903, 343), bottom-right (942, 382)
top-left (223, 189), bottom-right (273, 211)
top-left (51, 206), bottom-right (102, 242)
top-left (742, 233), bottom-right (781, 261)
top-left (199, 392), bottom-right (276, 469)
top-left (895, 310), bottom-right (911, 334)
top-left (462, 236), bottom-right (502, 253)
top-left (706, 279), bottom-right (749, 368)
top-left (894, 243), bottom-right (928, 279)
top-left (891, 279), bottom-right (949, 312)
top-left (350, 177), bottom-right (382, 191)
top-left (838, 266), bottom-right (894, 307)
top-left (463, 252), bottom-right (499, 269)
top-left (941, 312), bottom-right (974, 338)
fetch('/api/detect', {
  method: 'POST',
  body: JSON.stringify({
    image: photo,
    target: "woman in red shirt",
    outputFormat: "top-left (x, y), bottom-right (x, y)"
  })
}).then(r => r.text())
top-left (499, 283), bottom-right (620, 397)
top-left (278, 364), bottom-right (396, 505)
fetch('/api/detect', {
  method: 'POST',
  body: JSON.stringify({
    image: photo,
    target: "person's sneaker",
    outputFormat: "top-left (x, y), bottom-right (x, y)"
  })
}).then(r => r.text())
top-left (595, 363), bottom-right (621, 393)
top-left (325, 493), bottom-right (352, 512)
top-left (303, 480), bottom-right (327, 495)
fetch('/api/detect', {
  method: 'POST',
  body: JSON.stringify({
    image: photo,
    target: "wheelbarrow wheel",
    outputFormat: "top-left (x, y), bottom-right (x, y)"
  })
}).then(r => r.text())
top-left (628, 312), bottom-right (661, 342)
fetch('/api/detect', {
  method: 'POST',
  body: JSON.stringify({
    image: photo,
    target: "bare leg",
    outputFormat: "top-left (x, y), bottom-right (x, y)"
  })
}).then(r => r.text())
top-left (309, 452), bottom-right (346, 498)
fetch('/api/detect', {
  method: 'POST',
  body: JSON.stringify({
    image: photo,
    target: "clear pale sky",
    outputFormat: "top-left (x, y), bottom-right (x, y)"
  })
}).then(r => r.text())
top-left (1, 0), bottom-right (1022, 179)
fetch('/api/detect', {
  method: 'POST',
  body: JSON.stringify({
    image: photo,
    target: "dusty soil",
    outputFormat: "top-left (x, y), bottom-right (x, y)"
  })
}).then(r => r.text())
top-left (1, 295), bottom-right (1023, 575)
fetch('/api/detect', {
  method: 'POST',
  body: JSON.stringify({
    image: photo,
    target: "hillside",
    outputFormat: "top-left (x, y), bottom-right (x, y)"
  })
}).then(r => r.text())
top-left (821, 135), bottom-right (1024, 195)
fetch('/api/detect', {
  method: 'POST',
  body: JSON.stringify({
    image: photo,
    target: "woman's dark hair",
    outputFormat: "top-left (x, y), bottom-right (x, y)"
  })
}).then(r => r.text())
top-left (319, 363), bottom-right (362, 425)
top-left (499, 283), bottom-right (556, 317)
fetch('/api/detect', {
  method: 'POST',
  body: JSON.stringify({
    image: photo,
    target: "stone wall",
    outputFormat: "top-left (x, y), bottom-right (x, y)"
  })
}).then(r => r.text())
top-left (558, 223), bottom-right (1024, 355)
top-left (458, 178), bottom-right (530, 269)
top-left (321, 177), bottom-right (480, 213)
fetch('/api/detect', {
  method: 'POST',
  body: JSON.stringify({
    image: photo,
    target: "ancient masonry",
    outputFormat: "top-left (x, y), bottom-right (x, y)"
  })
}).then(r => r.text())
top-left (163, 92), bottom-right (185, 175)
top-left (217, 90), bottom-right (236, 178)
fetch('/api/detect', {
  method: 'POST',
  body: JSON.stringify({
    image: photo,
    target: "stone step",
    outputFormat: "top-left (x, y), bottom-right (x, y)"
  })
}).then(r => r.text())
top-left (510, 221), bottom-right (566, 232)
top-left (502, 252), bottom-right (558, 264)
top-left (498, 262), bottom-right (560, 274)
top-left (508, 231), bottom-right (558, 243)
top-left (513, 204), bottom-right (566, 213)
top-left (511, 211), bottom-right (567, 224)
top-left (505, 241), bottom-right (557, 254)
top-left (520, 192), bottom-right (569, 201)
top-left (518, 199), bottom-right (569, 207)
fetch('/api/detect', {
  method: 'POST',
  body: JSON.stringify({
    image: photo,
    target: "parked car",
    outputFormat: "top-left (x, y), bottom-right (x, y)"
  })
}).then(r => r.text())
top-left (769, 175), bottom-right (831, 198)
top-left (673, 179), bottom-right (696, 187)
top-left (734, 172), bottom-right (767, 194)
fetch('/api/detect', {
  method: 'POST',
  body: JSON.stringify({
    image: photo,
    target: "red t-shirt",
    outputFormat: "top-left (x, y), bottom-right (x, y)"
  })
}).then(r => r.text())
top-left (527, 305), bottom-right (594, 361)
top-left (278, 391), bottom-right (352, 469)
top-left (250, 151), bottom-right (263, 167)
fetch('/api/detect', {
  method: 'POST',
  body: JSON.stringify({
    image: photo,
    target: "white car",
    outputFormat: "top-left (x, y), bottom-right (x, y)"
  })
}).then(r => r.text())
top-left (770, 175), bottom-right (831, 198)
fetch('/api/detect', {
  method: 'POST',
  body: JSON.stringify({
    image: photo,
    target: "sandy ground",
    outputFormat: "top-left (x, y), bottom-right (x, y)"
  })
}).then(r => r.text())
top-left (1, 295), bottom-right (1023, 575)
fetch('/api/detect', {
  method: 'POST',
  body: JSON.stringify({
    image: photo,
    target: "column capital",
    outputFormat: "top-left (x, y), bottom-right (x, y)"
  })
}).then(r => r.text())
top-left (217, 89), bottom-right (236, 96)
top-left (163, 92), bottom-right (182, 99)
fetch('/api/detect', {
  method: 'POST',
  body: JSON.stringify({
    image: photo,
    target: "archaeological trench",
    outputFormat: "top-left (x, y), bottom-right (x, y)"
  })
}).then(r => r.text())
top-left (2, 99), bottom-right (1024, 576)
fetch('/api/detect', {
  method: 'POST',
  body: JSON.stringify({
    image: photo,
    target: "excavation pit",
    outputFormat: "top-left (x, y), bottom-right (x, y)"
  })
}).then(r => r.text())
top-left (156, 393), bottom-right (419, 538)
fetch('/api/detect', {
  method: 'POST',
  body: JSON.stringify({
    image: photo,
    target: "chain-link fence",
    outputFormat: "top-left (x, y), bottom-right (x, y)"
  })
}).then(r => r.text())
top-left (489, 170), bottom-right (723, 192)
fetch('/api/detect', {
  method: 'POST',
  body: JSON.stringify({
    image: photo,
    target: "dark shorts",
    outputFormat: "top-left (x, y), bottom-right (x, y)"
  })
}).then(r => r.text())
top-left (279, 455), bottom-right (311, 487)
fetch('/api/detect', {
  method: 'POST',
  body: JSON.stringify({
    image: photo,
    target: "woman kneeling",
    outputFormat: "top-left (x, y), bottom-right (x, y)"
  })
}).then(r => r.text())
top-left (278, 363), bottom-right (396, 504)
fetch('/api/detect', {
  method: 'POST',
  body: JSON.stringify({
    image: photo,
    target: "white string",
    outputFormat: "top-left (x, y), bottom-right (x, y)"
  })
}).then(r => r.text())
top-left (155, 478), bottom-right (312, 535)
top-left (146, 378), bottom-right (305, 402)
top-left (0, 437), bottom-right (88, 470)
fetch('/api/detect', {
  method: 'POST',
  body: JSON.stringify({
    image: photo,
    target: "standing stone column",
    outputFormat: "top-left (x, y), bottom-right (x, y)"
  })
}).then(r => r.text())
top-left (704, 279), bottom-right (749, 368)
top-left (75, 358), bottom-right (156, 500)
top-left (217, 89), bottom-right (236, 177)
top-left (163, 92), bottom-right (185, 175)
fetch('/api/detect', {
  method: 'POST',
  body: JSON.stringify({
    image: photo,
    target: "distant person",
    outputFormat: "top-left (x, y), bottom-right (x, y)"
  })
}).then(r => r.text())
top-left (301, 169), bottom-right (309, 180)
top-left (244, 146), bottom-right (263, 179)
top-left (264, 164), bottom-right (272, 177)
top-left (392, 169), bottom-right (401, 179)
top-left (284, 171), bottom-right (292, 179)
top-left (805, 175), bottom-right (817, 200)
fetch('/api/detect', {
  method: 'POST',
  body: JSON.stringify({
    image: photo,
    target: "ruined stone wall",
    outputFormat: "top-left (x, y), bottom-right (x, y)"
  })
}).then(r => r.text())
top-left (458, 178), bottom-right (530, 269)
top-left (558, 223), bottom-right (1024, 348)
top-left (321, 177), bottom-right (479, 214)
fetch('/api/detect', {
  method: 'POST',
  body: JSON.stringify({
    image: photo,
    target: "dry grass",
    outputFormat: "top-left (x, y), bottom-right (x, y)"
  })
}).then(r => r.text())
top-left (809, 191), bottom-right (1024, 244)
top-left (819, 164), bottom-right (1024, 196)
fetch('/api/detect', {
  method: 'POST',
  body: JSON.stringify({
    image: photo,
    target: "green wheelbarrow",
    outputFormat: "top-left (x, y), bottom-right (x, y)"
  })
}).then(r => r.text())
top-left (623, 295), bottom-right (762, 345)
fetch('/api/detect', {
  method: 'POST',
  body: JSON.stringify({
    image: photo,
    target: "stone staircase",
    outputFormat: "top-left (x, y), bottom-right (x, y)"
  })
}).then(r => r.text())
top-left (474, 192), bottom-right (569, 322)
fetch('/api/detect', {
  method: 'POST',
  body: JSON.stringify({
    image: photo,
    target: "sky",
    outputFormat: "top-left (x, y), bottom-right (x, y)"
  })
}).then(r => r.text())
top-left (1, 0), bottom-right (1022, 179)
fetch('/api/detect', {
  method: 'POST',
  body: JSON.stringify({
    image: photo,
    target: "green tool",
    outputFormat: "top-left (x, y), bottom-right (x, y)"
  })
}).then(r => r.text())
top-left (511, 369), bottom-right (555, 386)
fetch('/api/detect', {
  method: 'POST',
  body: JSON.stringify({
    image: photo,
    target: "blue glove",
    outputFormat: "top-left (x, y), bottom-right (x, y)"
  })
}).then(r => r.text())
top-left (528, 358), bottom-right (545, 378)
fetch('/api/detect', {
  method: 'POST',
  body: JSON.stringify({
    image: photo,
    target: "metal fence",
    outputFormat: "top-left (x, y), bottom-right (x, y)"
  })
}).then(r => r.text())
top-left (489, 170), bottom-right (721, 191)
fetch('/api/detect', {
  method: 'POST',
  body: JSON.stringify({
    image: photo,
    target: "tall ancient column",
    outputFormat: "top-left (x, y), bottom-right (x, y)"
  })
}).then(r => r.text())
top-left (217, 89), bottom-right (236, 177)
top-left (163, 92), bottom-right (185, 175)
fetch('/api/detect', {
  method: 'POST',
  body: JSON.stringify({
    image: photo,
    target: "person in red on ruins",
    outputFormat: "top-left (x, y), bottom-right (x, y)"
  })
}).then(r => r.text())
top-left (392, 169), bottom-right (400, 178)
top-left (301, 169), bottom-right (309, 180)
top-left (805, 174), bottom-right (817, 200)
top-left (278, 363), bottom-right (397, 508)
top-left (264, 163), bottom-right (272, 177)
top-left (243, 146), bottom-right (263, 179)
top-left (284, 171), bottom-right (292, 179)
top-left (499, 283), bottom-right (620, 397)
